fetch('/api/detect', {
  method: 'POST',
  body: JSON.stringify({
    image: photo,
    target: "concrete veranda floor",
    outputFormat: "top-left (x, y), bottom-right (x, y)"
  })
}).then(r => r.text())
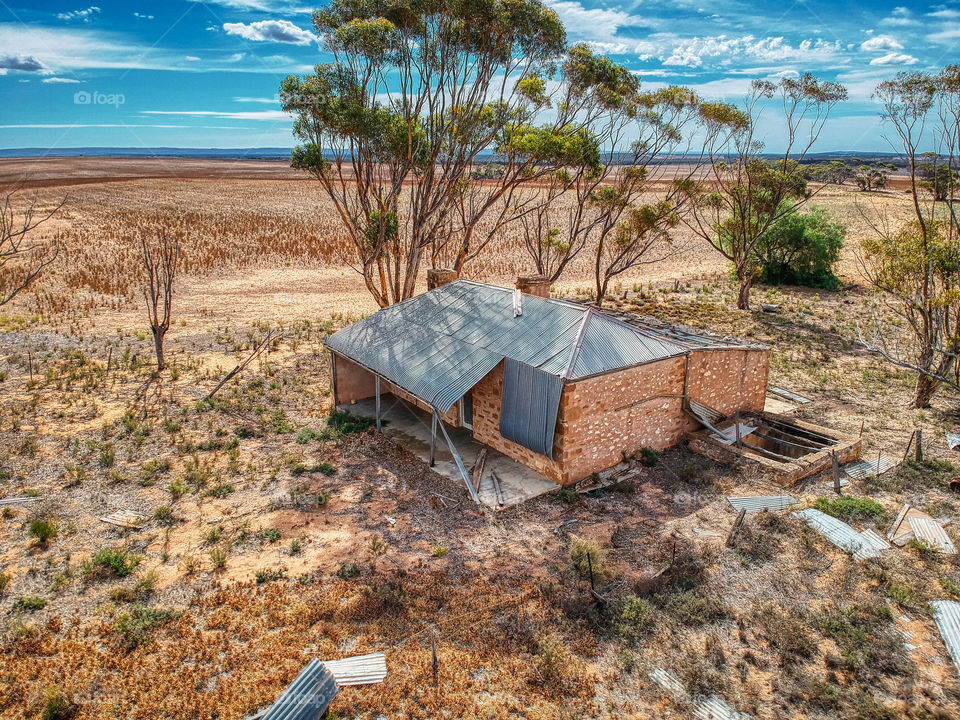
top-left (341, 393), bottom-right (558, 509)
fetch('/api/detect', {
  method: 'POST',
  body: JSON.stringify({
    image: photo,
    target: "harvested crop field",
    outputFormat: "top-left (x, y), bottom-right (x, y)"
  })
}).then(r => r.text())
top-left (0, 158), bottom-right (958, 720)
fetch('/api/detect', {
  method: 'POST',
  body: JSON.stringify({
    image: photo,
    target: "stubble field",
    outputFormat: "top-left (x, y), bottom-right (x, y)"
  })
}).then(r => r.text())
top-left (0, 157), bottom-right (957, 720)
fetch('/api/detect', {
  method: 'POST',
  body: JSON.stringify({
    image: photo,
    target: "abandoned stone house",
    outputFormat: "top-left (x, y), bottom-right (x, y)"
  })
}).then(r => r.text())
top-left (327, 278), bottom-right (772, 492)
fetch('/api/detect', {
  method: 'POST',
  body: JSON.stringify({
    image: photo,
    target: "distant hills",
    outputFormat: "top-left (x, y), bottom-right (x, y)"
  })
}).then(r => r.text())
top-left (0, 147), bottom-right (906, 166)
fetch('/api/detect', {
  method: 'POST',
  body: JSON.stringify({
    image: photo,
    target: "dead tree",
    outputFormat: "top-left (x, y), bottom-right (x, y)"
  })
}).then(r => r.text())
top-left (140, 228), bottom-right (180, 371)
top-left (0, 190), bottom-right (64, 306)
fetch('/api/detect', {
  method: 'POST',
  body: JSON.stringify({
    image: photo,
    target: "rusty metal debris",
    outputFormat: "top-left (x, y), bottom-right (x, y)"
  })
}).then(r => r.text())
top-left (887, 504), bottom-right (956, 554)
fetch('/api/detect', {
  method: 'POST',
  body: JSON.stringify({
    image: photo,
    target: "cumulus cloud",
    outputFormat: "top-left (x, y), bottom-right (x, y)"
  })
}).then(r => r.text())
top-left (133, 12), bottom-right (154, 20)
top-left (881, 7), bottom-right (919, 26)
top-left (860, 35), bottom-right (902, 52)
top-left (546, 1), bottom-right (649, 43)
top-left (0, 54), bottom-right (47, 72)
top-left (870, 52), bottom-right (918, 66)
top-left (632, 35), bottom-right (840, 69)
top-left (42, 76), bottom-right (80, 83)
top-left (222, 19), bottom-right (315, 45)
top-left (56, 6), bottom-right (101, 22)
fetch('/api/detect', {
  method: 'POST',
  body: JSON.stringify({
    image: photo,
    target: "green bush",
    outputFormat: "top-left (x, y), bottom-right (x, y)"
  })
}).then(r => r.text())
top-left (90, 547), bottom-right (141, 578)
top-left (114, 604), bottom-right (180, 649)
top-left (618, 596), bottom-right (654, 645)
top-left (753, 204), bottom-right (845, 289)
top-left (569, 538), bottom-right (607, 580)
top-left (814, 496), bottom-right (887, 523)
top-left (29, 519), bottom-right (59, 545)
top-left (326, 409), bottom-right (377, 434)
top-left (12, 596), bottom-right (46, 612)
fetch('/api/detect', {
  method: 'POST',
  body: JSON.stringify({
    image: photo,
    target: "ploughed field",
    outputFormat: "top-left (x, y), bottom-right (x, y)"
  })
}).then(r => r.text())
top-left (0, 158), bottom-right (957, 720)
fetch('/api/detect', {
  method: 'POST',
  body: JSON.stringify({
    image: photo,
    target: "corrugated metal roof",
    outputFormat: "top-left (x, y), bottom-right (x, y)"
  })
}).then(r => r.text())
top-left (728, 495), bottom-right (798, 513)
top-left (261, 659), bottom-right (338, 720)
top-left (500, 358), bottom-right (563, 458)
top-left (907, 517), bottom-right (957, 555)
top-left (322, 652), bottom-right (388, 686)
top-left (931, 600), bottom-right (960, 676)
top-left (327, 281), bottom-right (697, 413)
top-left (793, 508), bottom-right (886, 561)
top-left (649, 669), bottom-right (750, 719)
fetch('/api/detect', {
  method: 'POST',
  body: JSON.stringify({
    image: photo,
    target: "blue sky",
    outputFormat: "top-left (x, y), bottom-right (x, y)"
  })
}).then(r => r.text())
top-left (0, 0), bottom-right (957, 151)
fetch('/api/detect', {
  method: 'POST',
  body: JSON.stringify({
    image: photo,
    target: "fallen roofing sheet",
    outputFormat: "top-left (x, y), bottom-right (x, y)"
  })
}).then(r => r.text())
top-left (99, 510), bottom-right (147, 529)
top-left (947, 433), bottom-right (960, 451)
top-left (843, 454), bottom-right (901, 480)
top-left (768, 387), bottom-right (812, 404)
top-left (931, 600), bottom-right (960, 676)
top-left (322, 652), bottom-right (387, 686)
top-left (728, 495), bottom-right (798, 513)
top-left (0, 496), bottom-right (40, 506)
top-left (261, 658), bottom-right (338, 720)
top-left (908, 517), bottom-right (957, 555)
top-left (649, 668), bottom-right (749, 720)
top-left (793, 508), bottom-right (888, 561)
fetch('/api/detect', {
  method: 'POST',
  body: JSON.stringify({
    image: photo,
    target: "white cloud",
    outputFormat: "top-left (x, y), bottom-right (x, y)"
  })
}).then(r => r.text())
top-left (870, 52), bottom-right (918, 66)
top-left (631, 34), bottom-right (841, 69)
top-left (234, 96), bottom-right (279, 103)
top-left (42, 76), bottom-right (80, 83)
top-left (185, 56), bottom-right (201, 61)
top-left (927, 6), bottom-right (960, 19)
top-left (57, 6), bottom-right (101, 22)
top-left (545, 1), bottom-right (649, 43)
top-left (142, 109), bottom-right (290, 121)
top-left (222, 19), bottom-right (316, 45)
top-left (881, 7), bottom-right (919, 26)
top-left (860, 35), bottom-right (902, 52)
top-left (133, 12), bottom-right (154, 20)
top-left (929, 28), bottom-right (960, 44)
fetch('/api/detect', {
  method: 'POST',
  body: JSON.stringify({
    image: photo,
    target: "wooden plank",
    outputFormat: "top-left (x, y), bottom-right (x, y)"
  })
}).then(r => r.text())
top-left (470, 448), bottom-right (487, 493)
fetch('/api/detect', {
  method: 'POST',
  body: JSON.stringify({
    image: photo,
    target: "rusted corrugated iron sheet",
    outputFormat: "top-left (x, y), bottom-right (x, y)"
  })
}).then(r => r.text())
top-left (261, 659), bottom-right (338, 720)
top-left (728, 496), bottom-right (798, 513)
top-left (322, 652), bottom-right (387, 686)
top-left (931, 600), bottom-right (960, 676)
top-left (908, 517), bottom-right (957, 555)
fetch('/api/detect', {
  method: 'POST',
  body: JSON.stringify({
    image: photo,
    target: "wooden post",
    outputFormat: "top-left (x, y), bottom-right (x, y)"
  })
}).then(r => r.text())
top-left (587, 553), bottom-right (595, 592)
top-left (106, 346), bottom-right (113, 372)
top-left (915, 429), bottom-right (923, 463)
top-left (27, 351), bottom-right (33, 384)
top-left (726, 508), bottom-right (746, 547)
top-left (859, 420), bottom-right (864, 437)
top-left (375, 375), bottom-right (381, 433)
top-left (876, 449), bottom-right (882, 480)
top-left (831, 450), bottom-right (841, 495)
top-left (903, 430), bottom-right (916, 462)
top-left (429, 413), bottom-right (437, 467)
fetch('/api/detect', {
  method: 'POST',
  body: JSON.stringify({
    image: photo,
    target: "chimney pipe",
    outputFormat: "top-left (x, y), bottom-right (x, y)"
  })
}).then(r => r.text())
top-left (427, 268), bottom-right (458, 290)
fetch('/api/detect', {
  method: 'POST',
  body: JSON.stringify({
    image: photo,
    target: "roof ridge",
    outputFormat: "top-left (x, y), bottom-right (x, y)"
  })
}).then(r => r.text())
top-left (564, 308), bottom-right (595, 380)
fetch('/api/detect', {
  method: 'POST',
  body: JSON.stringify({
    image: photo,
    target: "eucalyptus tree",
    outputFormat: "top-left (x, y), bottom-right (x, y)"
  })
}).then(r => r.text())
top-left (858, 68), bottom-right (960, 407)
top-left (514, 44), bottom-right (704, 305)
top-left (280, 0), bottom-right (566, 306)
top-left (677, 74), bottom-right (848, 310)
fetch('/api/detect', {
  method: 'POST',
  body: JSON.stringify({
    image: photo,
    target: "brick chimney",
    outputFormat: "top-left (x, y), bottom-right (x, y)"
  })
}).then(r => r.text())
top-left (427, 268), bottom-right (458, 290)
top-left (516, 275), bottom-right (551, 299)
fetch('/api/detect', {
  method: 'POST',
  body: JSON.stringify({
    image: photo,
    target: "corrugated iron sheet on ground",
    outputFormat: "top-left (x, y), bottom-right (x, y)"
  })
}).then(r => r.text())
top-left (322, 652), bottom-right (387, 686)
top-left (714, 423), bottom-right (757, 445)
top-left (855, 529), bottom-right (891, 562)
top-left (931, 601), bottom-right (960, 676)
top-left (947, 433), bottom-right (960, 451)
top-left (843, 455), bottom-right (901, 480)
top-left (768, 387), bottom-right (812, 404)
top-left (728, 495), bottom-right (798, 513)
top-left (793, 508), bottom-right (886, 561)
top-left (649, 669), bottom-right (749, 719)
top-left (261, 658), bottom-right (338, 720)
top-left (908, 517), bottom-right (957, 555)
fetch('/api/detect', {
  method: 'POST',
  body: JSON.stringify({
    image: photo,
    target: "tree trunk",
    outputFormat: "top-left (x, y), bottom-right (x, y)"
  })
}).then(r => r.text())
top-left (736, 274), bottom-right (753, 310)
top-left (153, 328), bottom-right (167, 371)
top-left (912, 373), bottom-right (938, 409)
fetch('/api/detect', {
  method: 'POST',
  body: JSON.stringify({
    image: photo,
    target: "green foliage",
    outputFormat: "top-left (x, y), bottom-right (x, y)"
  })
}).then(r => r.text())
top-left (255, 568), bottom-right (284, 584)
top-left (816, 603), bottom-right (908, 678)
top-left (638, 447), bottom-right (660, 467)
top-left (29, 519), bottom-right (58, 544)
top-left (114, 604), bottom-right (180, 649)
top-left (558, 487), bottom-right (579, 503)
top-left (814, 496), bottom-right (887, 523)
top-left (0, 572), bottom-right (11, 594)
top-left (617, 596), bottom-right (654, 645)
top-left (335, 562), bottom-right (359, 579)
top-left (89, 547), bottom-right (141, 578)
top-left (569, 538), bottom-right (606, 580)
top-left (259, 528), bottom-right (282, 543)
top-left (853, 161), bottom-right (897, 191)
top-left (12, 596), bottom-right (46, 612)
top-left (326, 409), bottom-right (377, 434)
top-left (918, 160), bottom-right (958, 201)
top-left (40, 687), bottom-right (74, 720)
top-left (754, 204), bottom-right (845, 289)
top-left (99, 442), bottom-right (115, 468)
top-left (656, 590), bottom-right (728, 626)
top-left (295, 427), bottom-right (318, 444)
